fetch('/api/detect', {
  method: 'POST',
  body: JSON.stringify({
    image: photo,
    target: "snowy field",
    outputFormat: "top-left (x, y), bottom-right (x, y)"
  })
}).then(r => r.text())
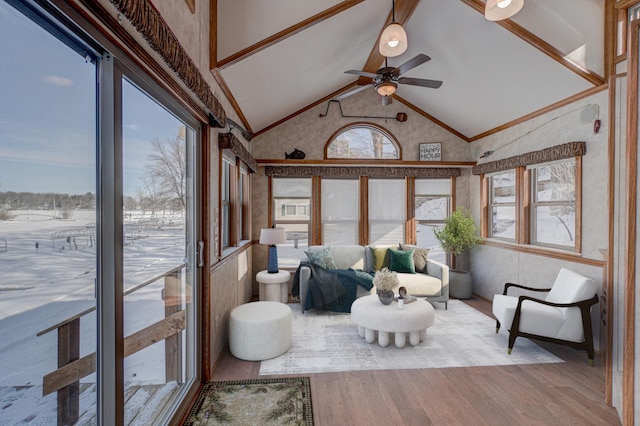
top-left (0, 209), bottom-right (187, 424)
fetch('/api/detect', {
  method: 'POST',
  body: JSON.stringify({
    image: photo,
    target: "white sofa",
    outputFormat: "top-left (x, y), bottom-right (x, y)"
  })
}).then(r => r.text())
top-left (298, 245), bottom-right (449, 310)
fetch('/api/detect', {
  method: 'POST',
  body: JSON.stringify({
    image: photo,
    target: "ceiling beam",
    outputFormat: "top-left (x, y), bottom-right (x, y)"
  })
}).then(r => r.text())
top-left (458, 0), bottom-right (604, 86)
top-left (254, 82), bottom-right (360, 138)
top-left (210, 68), bottom-right (254, 134)
top-left (357, 0), bottom-right (421, 85)
top-left (214, 0), bottom-right (364, 69)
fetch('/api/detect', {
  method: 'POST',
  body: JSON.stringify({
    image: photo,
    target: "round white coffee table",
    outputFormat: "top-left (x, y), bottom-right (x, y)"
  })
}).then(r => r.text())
top-left (351, 295), bottom-right (435, 348)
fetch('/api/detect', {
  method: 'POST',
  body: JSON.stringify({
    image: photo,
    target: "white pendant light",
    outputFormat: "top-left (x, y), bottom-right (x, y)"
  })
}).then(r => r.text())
top-left (379, 0), bottom-right (407, 57)
top-left (485, 0), bottom-right (524, 21)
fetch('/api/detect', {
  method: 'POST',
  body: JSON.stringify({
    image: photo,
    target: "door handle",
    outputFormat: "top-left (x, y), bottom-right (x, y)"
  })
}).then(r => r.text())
top-left (197, 241), bottom-right (205, 268)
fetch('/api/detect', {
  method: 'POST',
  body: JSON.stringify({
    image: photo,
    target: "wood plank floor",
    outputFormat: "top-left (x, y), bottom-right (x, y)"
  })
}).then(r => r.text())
top-left (210, 297), bottom-right (621, 425)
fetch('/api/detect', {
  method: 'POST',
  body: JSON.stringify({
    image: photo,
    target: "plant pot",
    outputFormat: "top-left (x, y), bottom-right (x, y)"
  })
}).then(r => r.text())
top-left (449, 270), bottom-right (473, 299)
top-left (377, 289), bottom-right (394, 305)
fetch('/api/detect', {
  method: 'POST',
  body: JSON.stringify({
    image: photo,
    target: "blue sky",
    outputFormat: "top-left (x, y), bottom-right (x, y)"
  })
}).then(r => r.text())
top-left (0, 2), bottom-right (183, 197)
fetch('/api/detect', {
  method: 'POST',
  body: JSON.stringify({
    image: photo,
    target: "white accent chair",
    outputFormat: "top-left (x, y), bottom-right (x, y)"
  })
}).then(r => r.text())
top-left (492, 268), bottom-right (599, 365)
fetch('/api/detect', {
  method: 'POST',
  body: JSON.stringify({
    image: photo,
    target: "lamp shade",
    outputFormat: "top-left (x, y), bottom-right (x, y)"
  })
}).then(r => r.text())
top-left (379, 22), bottom-right (408, 57)
top-left (259, 227), bottom-right (286, 245)
top-left (484, 0), bottom-right (524, 21)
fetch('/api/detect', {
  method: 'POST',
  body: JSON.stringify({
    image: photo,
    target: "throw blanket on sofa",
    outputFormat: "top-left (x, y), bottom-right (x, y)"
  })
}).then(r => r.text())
top-left (292, 262), bottom-right (374, 313)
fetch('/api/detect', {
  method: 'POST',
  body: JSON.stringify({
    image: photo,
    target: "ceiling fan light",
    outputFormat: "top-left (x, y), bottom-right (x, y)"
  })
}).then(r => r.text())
top-left (376, 81), bottom-right (397, 97)
top-left (485, 0), bottom-right (524, 21)
top-left (379, 22), bottom-right (407, 57)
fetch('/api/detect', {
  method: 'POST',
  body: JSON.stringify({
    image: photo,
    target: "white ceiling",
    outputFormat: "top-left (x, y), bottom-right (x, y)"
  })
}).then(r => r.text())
top-left (216, 0), bottom-right (604, 139)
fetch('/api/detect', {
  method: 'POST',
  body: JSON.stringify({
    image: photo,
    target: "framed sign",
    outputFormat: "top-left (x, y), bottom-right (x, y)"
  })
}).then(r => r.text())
top-left (419, 143), bottom-right (442, 161)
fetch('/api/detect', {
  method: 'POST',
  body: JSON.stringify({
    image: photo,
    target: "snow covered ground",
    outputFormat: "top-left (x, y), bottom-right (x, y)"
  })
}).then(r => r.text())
top-left (0, 209), bottom-right (187, 424)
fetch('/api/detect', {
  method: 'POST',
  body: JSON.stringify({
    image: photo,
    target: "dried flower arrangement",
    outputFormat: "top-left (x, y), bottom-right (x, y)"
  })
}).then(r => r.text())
top-left (373, 267), bottom-right (399, 292)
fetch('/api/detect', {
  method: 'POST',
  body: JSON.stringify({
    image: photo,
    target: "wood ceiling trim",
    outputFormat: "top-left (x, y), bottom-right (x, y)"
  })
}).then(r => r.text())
top-left (468, 84), bottom-right (608, 142)
top-left (210, 68), bottom-right (253, 134)
top-left (357, 0), bottom-right (420, 85)
top-left (253, 82), bottom-right (359, 137)
top-left (210, 0), bottom-right (217, 70)
top-left (459, 0), bottom-right (605, 87)
top-left (393, 95), bottom-right (471, 142)
top-left (184, 0), bottom-right (195, 14)
top-left (214, 0), bottom-right (364, 70)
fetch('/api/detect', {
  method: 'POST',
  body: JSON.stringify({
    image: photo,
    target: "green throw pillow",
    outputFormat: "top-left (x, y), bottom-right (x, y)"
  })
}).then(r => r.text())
top-left (369, 247), bottom-right (391, 272)
top-left (305, 247), bottom-right (338, 269)
top-left (389, 248), bottom-right (416, 274)
top-left (399, 243), bottom-right (429, 273)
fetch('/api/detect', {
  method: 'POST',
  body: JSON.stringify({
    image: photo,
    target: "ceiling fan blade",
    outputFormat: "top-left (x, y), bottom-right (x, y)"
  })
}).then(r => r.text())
top-left (335, 84), bottom-right (373, 101)
top-left (393, 54), bottom-right (431, 76)
top-left (397, 77), bottom-right (442, 89)
top-left (344, 70), bottom-right (380, 79)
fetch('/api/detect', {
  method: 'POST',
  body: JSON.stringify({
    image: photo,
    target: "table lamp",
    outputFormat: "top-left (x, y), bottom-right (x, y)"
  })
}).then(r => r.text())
top-left (259, 227), bottom-right (286, 273)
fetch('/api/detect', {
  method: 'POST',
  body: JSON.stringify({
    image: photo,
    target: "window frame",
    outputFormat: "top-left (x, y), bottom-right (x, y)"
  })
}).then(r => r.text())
top-left (528, 158), bottom-right (580, 251)
top-left (270, 177), bottom-right (312, 268)
top-left (481, 156), bottom-right (582, 254)
top-left (324, 122), bottom-right (402, 160)
top-left (321, 177), bottom-right (361, 245)
top-left (413, 178), bottom-right (452, 262)
top-left (220, 150), bottom-right (251, 255)
top-left (487, 169), bottom-right (518, 242)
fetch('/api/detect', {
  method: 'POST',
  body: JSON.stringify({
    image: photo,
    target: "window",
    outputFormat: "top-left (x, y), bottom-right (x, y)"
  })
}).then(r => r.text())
top-left (239, 163), bottom-right (249, 240)
top-left (369, 179), bottom-right (405, 245)
top-left (477, 144), bottom-right (583, 253)
top-left (488, 170), bottom-right (517, 241)
top-left (221, 154), bottom-right (233, 249)
top-left (272, 178), bottom-right (311, 268)
top-left (326, 124), bottom-right (400, 159)
top-left (530, 160), bottom-right (576, 249)
top-left (415, 179), bottom-right (451, 263)
top-left (322, 179), bottom-right (359, 244)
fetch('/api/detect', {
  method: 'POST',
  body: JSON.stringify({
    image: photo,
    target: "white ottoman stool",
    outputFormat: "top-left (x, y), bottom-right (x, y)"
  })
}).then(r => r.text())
top-left (229, 301), bottom-right (292, 361)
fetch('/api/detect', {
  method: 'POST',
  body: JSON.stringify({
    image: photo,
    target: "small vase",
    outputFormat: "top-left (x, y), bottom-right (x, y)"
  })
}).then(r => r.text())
top-left (377, 289), bottom-right (394, 305)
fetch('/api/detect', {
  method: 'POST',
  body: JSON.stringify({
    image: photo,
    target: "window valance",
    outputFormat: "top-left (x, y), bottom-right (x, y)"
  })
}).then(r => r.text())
top-left (109, 0), bottom-right (226, 127)
top-left (264, 166), bottom-right (461, 178)
top-left (471, 141), bottom-right (586, 175)
top-left (219, 133), bottom-right (258, 172)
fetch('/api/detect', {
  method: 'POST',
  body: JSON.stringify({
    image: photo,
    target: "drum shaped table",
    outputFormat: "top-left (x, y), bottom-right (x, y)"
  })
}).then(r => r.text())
top-left (351, 294), bottom-right (435, 348)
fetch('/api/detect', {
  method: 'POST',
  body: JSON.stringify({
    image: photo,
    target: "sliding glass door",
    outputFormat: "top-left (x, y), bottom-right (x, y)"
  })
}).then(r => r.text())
top-left (121, 77), bottom-right (199, 423)
top-left (0, 1), bottom-right (201, 423)
top-left (0, 1), bottom-right (98, 423)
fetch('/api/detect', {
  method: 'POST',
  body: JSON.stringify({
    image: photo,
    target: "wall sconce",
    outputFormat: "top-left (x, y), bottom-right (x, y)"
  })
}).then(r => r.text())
top-left (259, 227), bottom-right (286, 273)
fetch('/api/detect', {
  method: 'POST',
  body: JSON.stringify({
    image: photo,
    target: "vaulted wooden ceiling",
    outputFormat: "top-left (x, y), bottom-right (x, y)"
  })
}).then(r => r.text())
top-left (211, 0), bottom-right (605, 140)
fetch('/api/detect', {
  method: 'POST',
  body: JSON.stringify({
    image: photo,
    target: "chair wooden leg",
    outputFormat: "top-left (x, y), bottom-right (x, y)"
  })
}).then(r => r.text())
top-left (580, 302), bottom-right (596, 366)
top-left (495, 320), bottom-right (500, 334)
top-left (508, 330), bottom-right (518, 355)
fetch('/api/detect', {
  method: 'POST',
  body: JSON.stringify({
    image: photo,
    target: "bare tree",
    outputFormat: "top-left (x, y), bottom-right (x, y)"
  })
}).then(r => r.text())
top-left (144, 136), bottom-right (186, 211)
top-left (136, 173), bottom-right (165, 214)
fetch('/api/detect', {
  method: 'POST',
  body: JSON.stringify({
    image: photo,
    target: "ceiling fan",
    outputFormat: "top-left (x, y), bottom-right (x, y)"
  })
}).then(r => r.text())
top-left (337, 53), bottom-right (442, 105)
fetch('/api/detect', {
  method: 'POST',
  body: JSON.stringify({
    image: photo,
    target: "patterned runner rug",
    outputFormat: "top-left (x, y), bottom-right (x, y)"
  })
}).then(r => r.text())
top-left (260, 300), bottom-right (563, 375)
top-left (183, 377), bottom-right (313, 425)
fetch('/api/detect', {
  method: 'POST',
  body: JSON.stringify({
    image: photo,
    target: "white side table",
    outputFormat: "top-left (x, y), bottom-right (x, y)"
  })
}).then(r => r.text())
top-left (257, 270), bottom-right (291, 303)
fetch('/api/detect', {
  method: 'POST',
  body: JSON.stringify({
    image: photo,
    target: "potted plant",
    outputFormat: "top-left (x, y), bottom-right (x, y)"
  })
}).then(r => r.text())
top-left (373, 267), bottom-right (399, 305)
top-left (433, 208), bottom-right (482, 299)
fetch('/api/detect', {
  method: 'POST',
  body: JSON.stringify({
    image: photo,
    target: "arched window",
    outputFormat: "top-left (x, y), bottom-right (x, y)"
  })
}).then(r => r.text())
top-left (325, 123), bottom-right (401, 159)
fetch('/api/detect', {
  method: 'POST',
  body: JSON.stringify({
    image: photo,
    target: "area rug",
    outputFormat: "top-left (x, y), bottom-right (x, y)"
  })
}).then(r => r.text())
top-left (259, 300), bottom-right (563, 375)
top-left (183, 377), bottom-right (313, 425)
